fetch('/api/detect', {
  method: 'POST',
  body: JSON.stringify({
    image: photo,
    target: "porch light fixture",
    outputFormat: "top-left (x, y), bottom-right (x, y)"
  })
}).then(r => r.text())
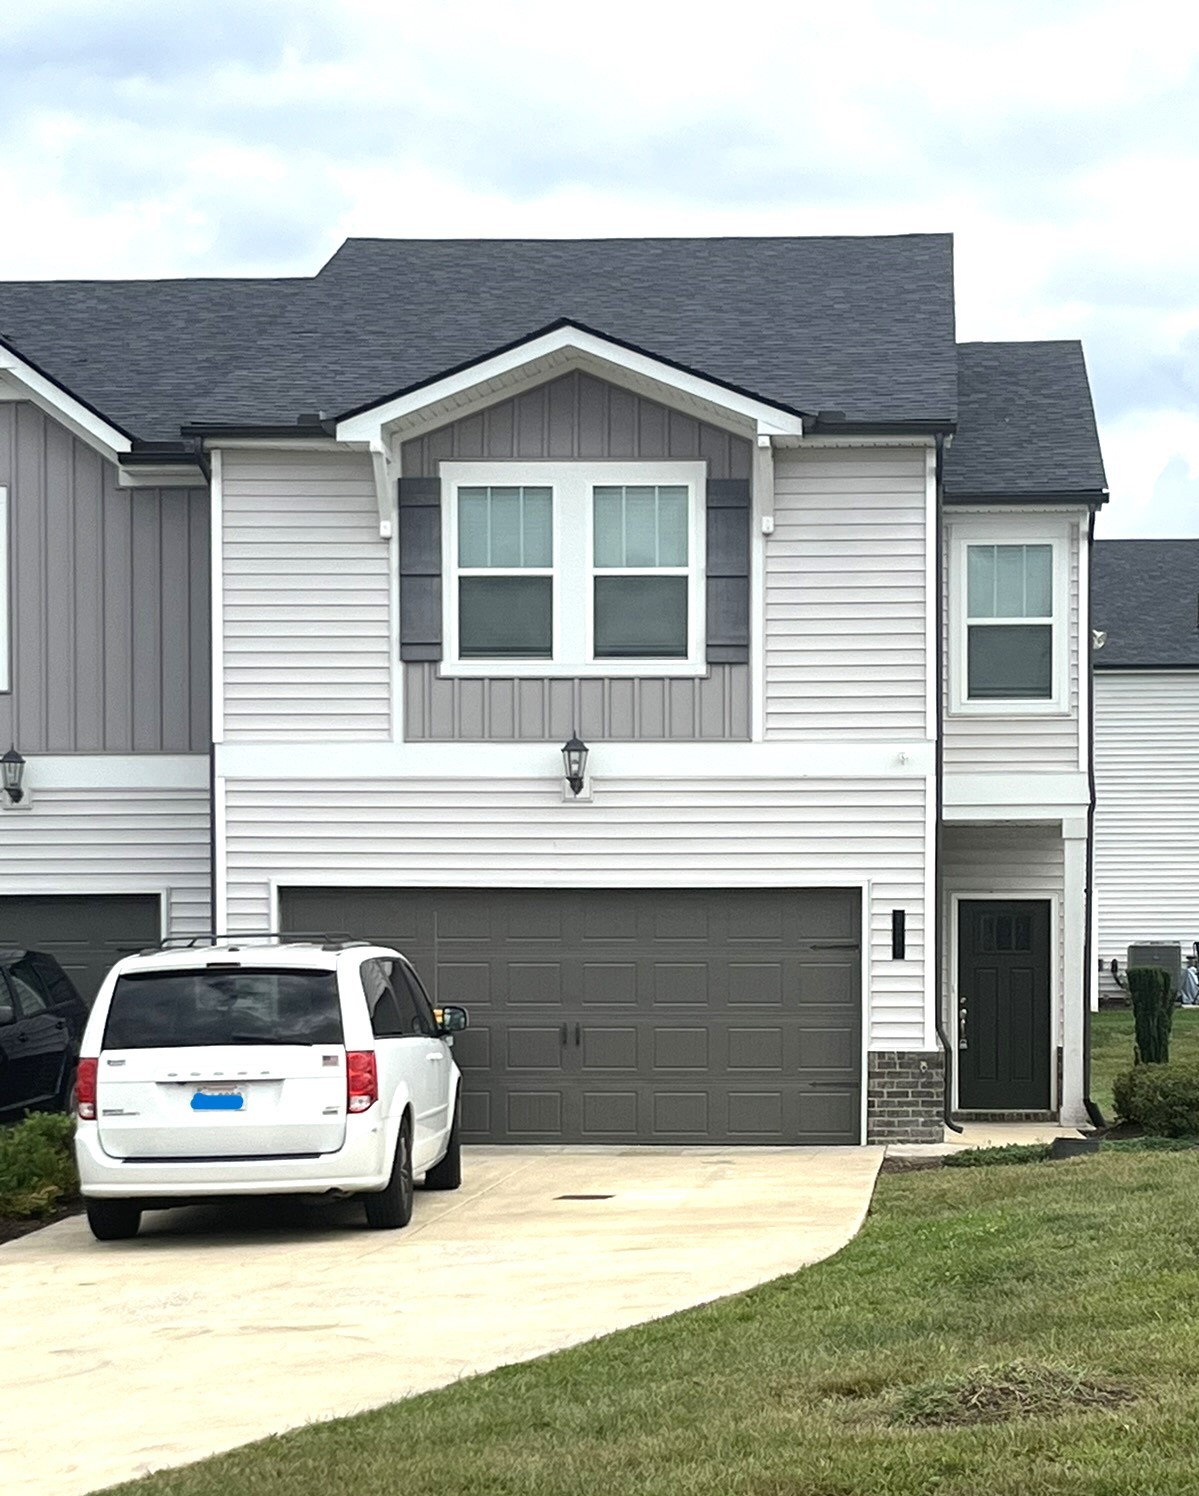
top-left (2, 747), bottom-right (26, 805)
top-left (562, 734), bottom-right (589, 797)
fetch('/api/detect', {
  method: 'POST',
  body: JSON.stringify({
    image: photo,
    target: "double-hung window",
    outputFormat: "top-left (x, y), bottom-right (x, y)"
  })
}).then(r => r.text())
top-left (951, 530), bottom-right (1067, 711)
top-left (442, 461), bottom-right (705, 675)
top-left (456, 485), bottom-right (553, 659)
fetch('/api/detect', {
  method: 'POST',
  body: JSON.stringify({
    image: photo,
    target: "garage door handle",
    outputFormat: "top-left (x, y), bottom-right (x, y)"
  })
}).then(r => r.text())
top-left (560, 1023), bottom-right (568, 1046)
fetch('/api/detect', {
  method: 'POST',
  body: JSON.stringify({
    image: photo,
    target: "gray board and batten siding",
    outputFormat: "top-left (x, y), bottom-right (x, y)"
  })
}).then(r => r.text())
top-left (0, 402), bottom-right (210, 752)
top-left (399, 371), bottom-right (753, 741)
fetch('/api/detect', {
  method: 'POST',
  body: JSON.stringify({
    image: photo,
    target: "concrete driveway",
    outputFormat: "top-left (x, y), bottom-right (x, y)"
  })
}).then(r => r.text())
top-left (1, 1145), bottom-right (882, 1496)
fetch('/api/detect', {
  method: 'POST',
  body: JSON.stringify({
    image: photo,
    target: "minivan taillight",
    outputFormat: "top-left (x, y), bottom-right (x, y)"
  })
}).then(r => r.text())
top-left (346, 1051), bottom-right (378, 1113)
top-left (76, 1058), bottom-right (98, 1121)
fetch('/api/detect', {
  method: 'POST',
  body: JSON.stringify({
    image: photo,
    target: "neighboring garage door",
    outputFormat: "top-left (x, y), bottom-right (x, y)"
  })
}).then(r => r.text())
top-left (281, 887), bottom-right (862, 1145)
top-left (0, 895), bottom-right (162, 1004)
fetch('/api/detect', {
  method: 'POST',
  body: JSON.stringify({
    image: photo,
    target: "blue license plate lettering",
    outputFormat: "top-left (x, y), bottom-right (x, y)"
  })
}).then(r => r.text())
top-left (192, 1090), bottom-right (244, 1111)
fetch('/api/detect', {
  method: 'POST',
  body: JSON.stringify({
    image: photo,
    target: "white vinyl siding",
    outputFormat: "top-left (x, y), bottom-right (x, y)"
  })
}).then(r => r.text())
top-left (765, 447), bottom-right (927, 739)
top-left (0, 783), bottom-right (210, 936)
top-left (943, 516), bottom-right (1082, 770)
top-left (942, 823), bottom-right (1065, 1073)
top-left (1095, 671), bottom-right (1199, 992)
top-left (222, 775), bottom-right (928, 1050)
top-left (221, 449), bottom-right (391, 740)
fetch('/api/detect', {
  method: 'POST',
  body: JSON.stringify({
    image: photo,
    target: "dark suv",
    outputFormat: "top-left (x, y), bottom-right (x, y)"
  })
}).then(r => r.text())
top-left (0, 950), bottom-right (90, 1116)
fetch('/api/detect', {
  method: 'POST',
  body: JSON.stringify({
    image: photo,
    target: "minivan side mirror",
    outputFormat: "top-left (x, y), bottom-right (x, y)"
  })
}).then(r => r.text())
top-left (435, 1005), bottom-right (469, 1034)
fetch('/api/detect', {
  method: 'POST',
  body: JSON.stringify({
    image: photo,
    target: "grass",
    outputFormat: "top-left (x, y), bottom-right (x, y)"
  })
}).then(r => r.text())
top-left (1091, 1006), bottom-right (1199, 1120)
top-left (101, 1150), bottom-right (1199, 1496)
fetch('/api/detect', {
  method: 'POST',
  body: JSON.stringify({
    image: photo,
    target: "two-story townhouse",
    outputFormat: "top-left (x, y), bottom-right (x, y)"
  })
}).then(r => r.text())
top-left (0, 234), bottom-right (1107, 1142)
top-left (1092, 541), bottom-right (1199, 997)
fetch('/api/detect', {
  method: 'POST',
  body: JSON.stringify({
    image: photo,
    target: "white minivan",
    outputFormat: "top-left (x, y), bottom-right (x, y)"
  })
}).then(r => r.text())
top-left (73, 937), bottom-right (467, 1241)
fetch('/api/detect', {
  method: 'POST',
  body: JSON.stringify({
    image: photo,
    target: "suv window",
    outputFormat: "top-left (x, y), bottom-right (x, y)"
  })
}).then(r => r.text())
top-left (27, 952), bottom-right (83, 1012)
top-left (103, 968), bottom-right (344, 1049)
top-left (392, 960), bottom-right (438, 1036)
top-left (0, 980), bottom-right (15, 1026)
top-left (7, 960), bottom-right (50, 1017)
top-left (360, 959), bottom-right (406, 1039)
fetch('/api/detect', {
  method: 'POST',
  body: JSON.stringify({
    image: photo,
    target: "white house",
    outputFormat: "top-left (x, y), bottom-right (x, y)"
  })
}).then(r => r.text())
top-left (1093, 540), bottom-right (1199, 998)
top-left (0, 234), bottom-right (1108, 1141)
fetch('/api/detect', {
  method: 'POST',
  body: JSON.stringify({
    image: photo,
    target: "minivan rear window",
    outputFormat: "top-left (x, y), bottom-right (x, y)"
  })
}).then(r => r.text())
top-left (103, 968), bottom-right (343, 1049)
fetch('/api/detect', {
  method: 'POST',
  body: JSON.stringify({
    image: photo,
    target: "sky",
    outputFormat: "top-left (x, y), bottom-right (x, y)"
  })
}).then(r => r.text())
top-left (1, 0), bottom-right (1196, 537)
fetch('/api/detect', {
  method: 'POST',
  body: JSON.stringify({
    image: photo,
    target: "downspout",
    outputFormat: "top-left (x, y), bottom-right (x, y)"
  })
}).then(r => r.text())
top-left (1082, 508), bottom-right (1107, 1128)
top-left (933, 433), bottom-right (963, 1131)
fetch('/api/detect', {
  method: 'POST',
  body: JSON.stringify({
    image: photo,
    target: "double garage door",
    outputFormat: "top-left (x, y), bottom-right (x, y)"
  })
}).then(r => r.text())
top-left (281, 887), bottom-right (862, 1146)
top-left (0, 895), bottom-right (162, 1004)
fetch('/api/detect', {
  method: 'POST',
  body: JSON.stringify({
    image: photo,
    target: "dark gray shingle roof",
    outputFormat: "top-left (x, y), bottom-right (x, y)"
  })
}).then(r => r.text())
top-left (945, 341), bottom-right (1107, 499)
top-left (1093, 540), bottom-right (1199, 669)
top-left (193, 234), bottom-right (959, 429)
top-left (0, 238), bottom-right (1104, 507)
top-left (0, 277), bottom-right (307, 441)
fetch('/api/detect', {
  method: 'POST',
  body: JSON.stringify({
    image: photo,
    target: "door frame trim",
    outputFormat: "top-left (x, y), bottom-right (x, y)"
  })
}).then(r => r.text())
top-left (949, 892), bottom-right (1058, 1114)
top-left (271, 877), bottom-right (871, 1145)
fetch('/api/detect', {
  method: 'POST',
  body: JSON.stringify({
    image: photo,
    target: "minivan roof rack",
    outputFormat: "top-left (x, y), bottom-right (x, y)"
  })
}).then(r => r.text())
top-left (138, 931), bottom-right (372, 955)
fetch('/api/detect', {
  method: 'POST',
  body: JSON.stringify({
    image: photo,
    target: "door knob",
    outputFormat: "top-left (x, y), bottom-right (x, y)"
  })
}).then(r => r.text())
top-left (958, 1007), bottom-right (968, 1050)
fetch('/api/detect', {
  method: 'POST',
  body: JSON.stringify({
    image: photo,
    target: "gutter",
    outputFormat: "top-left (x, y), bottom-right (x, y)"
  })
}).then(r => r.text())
top-left (932, 432), bottom-right (963, 1132)
top-left (1082, 507), bottom-right (1107, 1129)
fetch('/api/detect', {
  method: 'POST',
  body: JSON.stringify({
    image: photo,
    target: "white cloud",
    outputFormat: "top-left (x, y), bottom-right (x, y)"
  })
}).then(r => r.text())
top-left (0, 0), bottom-right (1196, 533)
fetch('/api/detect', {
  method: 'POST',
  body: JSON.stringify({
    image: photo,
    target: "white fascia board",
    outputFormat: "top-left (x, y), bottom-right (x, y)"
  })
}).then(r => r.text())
top-left (117, 464), bottom-right (206, 489)
top-left (943, 770), bottom-right (1089, 817)
top-left (19, 756), bottom-right (209, 790)
top-left (217, 740), bottom-right (933, 781)
top-left (0, 345), bottom-right (132, 462)
top-left (334, 325), bottom-right (806, 445)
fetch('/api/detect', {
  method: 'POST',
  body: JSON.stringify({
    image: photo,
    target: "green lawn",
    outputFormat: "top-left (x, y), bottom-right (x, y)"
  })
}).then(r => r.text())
top-left (1091, 1007), bottom-right (1199, 1119)
top-left (104, 1151), bottom-right (1199, 1496)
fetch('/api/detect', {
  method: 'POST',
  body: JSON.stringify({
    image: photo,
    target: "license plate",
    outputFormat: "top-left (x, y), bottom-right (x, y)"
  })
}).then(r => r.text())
top-left (191, 1089), bottom-right (244, 1112)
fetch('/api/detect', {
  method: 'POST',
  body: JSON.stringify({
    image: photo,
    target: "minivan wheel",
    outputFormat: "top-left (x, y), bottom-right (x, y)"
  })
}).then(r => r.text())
top-left (86, 1199), bottom-right (142, 1241)
top-left (365, 1119), bottom-right (414, 1229)
top-left (423, 1103), bottom-right (462, 1192)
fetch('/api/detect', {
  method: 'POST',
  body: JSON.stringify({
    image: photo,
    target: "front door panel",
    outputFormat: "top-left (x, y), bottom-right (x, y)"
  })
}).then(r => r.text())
top-left (958, 900), bottom-right (1051, 1110)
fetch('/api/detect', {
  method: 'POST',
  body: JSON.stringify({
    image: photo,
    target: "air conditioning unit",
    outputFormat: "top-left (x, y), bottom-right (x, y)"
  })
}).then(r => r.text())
top-left (1128, 943), bottom-right (1182, 993)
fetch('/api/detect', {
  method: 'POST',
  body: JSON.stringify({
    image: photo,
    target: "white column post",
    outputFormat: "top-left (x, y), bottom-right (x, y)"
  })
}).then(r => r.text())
top-left (1061, 815), bottom-right (1089, 1125)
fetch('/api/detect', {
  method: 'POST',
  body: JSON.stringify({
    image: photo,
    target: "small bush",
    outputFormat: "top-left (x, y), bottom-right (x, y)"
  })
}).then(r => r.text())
top-left (944, 1143), bottom-right (1052, 1168)
top-left (1128, 965), bottom-right (1174, 1064)
top-left (0, 1113), bottom-right (79, 1218)
top-left (1113, 1063), bottom-right (1199, 1136)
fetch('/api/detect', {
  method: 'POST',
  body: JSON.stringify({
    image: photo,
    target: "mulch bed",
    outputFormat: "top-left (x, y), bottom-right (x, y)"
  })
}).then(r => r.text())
top-left (0, 1200), bottom-right (82, 1245)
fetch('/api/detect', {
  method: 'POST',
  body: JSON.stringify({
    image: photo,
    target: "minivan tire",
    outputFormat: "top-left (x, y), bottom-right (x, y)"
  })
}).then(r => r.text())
top-left (86, 1199), bottom-right (142, 1241)
top-left (423, 1102), bottom-right (462, 1191)
top-left (365, 1118), bottom-right (414, 1229)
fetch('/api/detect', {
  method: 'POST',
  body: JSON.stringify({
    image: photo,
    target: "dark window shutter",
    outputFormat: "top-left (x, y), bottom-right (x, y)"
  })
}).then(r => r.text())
top-left (705, 478), bottom-right (750, 663)
top-left (398, 477), bottom-right (442, 661)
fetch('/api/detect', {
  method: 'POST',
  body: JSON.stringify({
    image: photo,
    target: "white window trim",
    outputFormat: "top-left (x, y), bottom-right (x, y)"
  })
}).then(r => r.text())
top-left (948, 522), bottom-right (1071, 716)
top-left (440, 460), bottom-right (707, 677)
top-left (0, 486), bottom-right (8, 695)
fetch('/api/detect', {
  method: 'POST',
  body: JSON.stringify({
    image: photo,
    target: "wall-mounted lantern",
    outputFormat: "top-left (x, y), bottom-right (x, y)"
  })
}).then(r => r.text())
top-left (2, 747), bottom-right (27, 807)
top-left (561, 735), bottom-right (590, 799)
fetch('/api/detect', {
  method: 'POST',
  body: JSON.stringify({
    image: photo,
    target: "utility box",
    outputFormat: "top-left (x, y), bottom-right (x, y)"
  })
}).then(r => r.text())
top-left (1128, 943), bottom-right (1182, 994)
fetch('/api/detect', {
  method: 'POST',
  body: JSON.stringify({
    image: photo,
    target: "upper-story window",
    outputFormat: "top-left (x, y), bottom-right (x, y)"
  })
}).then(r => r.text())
top-left (441, 461), bottom-right (706, 677)
top-left (950, 526), bottom-right (1069, 714)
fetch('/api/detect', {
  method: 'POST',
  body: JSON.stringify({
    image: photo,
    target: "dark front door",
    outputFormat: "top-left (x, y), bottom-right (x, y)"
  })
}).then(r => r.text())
top-left (958, 900), bottom-right (1051, 1110)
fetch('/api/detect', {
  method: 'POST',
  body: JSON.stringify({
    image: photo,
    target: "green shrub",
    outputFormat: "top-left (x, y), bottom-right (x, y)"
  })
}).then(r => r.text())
top-left (944, 1143), bottom-right (1052, 1168)
top-left (1128, 965), bottom-right (1174, 1064)
top-left (1112, 1062), bottom-right (1199, 1136)
top-left (0, 1113), bottom-right (79, 1218)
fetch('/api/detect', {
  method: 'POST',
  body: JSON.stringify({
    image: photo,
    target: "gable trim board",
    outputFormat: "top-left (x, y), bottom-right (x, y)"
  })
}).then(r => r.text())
top-left (0, 336), bottom-right (133, 463)
top-left (336, 321), bottom-right (809, 445)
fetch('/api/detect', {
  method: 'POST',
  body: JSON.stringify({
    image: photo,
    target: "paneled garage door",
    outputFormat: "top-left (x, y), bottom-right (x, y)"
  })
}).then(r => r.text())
top-left (0, 894), bottom-right (162, 1003)
top-left (280, 887), bottom-right (862, 1145)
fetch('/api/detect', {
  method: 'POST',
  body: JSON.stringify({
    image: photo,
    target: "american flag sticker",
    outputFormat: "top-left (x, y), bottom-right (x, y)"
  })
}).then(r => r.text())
top-left (323, 1054), bottom-right (339, 1067)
